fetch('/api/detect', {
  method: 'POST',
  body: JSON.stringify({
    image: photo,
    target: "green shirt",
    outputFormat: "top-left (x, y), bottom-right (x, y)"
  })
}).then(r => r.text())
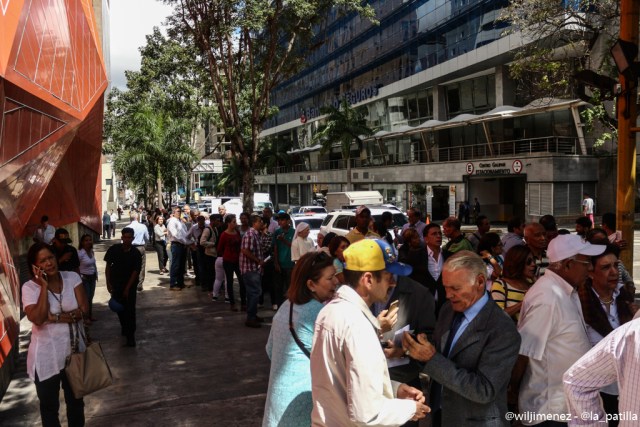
top-left (273, 227), bottom-right (295, 269)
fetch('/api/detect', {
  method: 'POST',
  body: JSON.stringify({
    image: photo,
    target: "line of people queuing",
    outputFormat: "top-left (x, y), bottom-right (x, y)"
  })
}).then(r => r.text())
top-left (259, 205), bottom-right (640, 427)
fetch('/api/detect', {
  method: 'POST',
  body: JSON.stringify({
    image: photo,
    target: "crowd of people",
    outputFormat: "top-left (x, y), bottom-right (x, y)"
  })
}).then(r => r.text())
top-left (259, 205), bottom-right (640, 427)
top-left (20, 201), bottom-right (640, 426)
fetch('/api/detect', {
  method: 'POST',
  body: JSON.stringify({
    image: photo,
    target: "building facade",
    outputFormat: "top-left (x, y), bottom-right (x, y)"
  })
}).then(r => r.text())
top-left (0, 0), bottom-right (109, 397)
top-left (256, 0), bottom-right (609, 222)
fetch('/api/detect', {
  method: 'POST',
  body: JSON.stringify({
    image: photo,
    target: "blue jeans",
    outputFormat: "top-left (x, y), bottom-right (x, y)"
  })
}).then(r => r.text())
top-left (170, 243), bottom-right (186, 288)
top-left (242, 270), bottom-right (262, 320)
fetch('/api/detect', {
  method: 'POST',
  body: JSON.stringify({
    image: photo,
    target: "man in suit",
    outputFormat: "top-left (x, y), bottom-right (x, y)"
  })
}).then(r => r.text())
top-left (423, 223), bottom-right (446, 316)
top-left (402, 250), bottom-right (521, 427)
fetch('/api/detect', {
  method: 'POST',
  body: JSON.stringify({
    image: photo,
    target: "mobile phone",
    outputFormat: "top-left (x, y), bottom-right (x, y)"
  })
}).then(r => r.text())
top-left (389, 300), bottom-right (399, 311)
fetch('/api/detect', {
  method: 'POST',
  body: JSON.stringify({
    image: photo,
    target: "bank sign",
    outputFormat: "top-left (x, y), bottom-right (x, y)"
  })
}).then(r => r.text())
top-left (465, 160), bottom-right (523, 175)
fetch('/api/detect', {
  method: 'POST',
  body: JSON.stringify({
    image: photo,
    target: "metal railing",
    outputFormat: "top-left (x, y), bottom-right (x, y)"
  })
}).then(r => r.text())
top-left (263, 136), bottom-right (582, 174)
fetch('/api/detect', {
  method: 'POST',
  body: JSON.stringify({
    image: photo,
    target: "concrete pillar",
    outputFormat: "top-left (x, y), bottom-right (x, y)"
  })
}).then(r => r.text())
top-left (495, 66), bottom-right (515, 107)
top-left (432, 85), bottom-right (447, 121)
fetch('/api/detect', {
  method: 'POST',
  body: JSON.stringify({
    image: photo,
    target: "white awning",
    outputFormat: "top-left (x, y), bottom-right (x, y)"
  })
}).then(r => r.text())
top-left (287, 144), bottom-right (322, 154)
top-left (367, 98), bottom-right (588, 141)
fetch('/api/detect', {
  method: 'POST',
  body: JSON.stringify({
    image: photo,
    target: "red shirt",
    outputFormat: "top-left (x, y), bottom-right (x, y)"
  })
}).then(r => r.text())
top-left (217, 231), bottom-right (241, 263)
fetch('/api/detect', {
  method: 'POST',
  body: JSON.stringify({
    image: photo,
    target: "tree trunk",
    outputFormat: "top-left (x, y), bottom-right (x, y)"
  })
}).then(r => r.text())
top-left (242, 156), bottom-right (255, 213)
top-left (346, 157), bottom-right (352, 191)
top-left (156, 168), bottom-right (165, 211)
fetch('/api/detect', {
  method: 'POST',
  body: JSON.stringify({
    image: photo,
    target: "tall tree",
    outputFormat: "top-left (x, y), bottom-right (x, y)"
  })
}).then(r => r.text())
top-left (104, 92), bottom-right (197, 210)
top-left (165, 0), bottom-right (376, 212)
top-left (501, 0), bottom-right (619, 100)
top-left (313, 98), bottom-right (374, 191)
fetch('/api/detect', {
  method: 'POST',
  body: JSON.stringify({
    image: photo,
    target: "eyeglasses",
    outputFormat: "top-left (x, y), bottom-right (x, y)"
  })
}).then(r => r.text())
top-left (525, 257), bottom-right (535, 265)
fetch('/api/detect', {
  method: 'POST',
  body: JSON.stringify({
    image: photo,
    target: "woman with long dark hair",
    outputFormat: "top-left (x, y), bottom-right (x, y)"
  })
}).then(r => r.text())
top-left (263, 251), bottom-right (337, 426)
top-left (217, 214), bottom-right (244, 311)
top-left (22, 242), bottom-right (89, 426)
top-left (490, 245), bottom-right (535, 321)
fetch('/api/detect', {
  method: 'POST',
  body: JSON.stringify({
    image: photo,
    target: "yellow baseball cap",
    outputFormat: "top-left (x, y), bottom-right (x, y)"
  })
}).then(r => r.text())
top-left (343, 239), bottom-right (413, 276)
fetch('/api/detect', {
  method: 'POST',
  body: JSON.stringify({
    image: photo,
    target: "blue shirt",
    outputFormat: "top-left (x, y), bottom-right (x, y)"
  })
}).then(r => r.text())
top-left (449, 292), bottom-right (489, 352)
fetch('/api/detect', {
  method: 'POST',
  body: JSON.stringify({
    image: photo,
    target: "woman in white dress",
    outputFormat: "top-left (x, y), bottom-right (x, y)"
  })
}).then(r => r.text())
top-left (291, 222), bottom-right (315, 262)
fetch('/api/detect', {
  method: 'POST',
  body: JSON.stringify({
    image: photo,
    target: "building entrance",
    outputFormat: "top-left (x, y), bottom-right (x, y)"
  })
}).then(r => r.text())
top-left (431, 186), bottom-right (450, 221)
top-left (466, 175), bottom-right (526, 222)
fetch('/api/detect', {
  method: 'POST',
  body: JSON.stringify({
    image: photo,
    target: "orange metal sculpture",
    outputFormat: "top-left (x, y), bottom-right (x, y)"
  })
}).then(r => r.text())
top-left (0, 0), bottom-right (108, 388)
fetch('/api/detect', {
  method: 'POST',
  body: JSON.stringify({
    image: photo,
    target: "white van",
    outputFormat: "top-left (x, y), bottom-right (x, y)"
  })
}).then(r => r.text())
top-left (325, 191), bottom-right (384, 211)
top-left (239, 192), bottom-right (274, 213)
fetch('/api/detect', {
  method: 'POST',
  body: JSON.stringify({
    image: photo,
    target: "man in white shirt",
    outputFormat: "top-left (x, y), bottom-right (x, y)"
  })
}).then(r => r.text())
top-left (512, 235), bottom-right (605, 426)
top-left (424, 222), bottom-right (446, 314)
top-left (127, 212), bottom-right (149, 291)
top-left (110, 210), bottom-right (118, 238)
top-left (311, 239), bottom-right (430, 426)
top-left (33, 215), bottom-right (56, 244)
top-left (564, 318), bottom-right (640, 427)
top-left (167, 207), bottom-right (191, 291)
top-left (582, 193), bottom-right (595, 225)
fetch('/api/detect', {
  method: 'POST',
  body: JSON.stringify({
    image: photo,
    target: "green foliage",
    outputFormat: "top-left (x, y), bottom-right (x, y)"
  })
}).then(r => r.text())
top-left (164, 0), bottom-right (377, 211)
top-left (500, 0), bottom-right (619, 102)
top-left (104, 28), bottom-right (218, 208)
top-left (312, 98), bottom-right (374, 190)
top-left (580, 91), bottom-right (617, 149)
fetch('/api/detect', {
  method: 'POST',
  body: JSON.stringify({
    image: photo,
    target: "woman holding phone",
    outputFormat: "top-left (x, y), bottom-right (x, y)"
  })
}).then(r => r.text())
top-left (22, 242), bottom-right (89, 426)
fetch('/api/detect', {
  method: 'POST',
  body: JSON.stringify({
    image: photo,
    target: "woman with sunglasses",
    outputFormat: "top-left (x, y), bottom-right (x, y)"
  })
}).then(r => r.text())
top-left (576, 243), bottom-right (636, 426)
top-left (263, 251), bottom-right (338, 427)
top-left (490, 245), bottom-right (536, 321)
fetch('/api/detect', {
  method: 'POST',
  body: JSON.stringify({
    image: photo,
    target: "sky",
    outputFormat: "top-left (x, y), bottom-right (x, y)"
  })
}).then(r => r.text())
top-left (109, 0), bottom-right (174, 90)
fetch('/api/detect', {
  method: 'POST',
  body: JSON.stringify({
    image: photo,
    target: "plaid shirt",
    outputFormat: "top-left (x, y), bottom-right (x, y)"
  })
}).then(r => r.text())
top-left (260, 231), bottom-right (273, 260)
top-left (240, 227), bottom-right (263, 274)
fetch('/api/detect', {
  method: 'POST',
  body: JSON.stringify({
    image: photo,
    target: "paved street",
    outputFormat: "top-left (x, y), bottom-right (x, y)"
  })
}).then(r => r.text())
top-left (0, 229), bottom-right (273, 426)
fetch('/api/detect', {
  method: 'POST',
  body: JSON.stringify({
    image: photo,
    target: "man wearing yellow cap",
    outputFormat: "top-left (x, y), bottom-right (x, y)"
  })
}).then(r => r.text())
top-left (310, 239), bottom-right (430, 426)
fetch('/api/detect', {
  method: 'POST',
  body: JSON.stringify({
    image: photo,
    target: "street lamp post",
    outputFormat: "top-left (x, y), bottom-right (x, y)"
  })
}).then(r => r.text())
top-left (615, 0), bottom-right (639, 270)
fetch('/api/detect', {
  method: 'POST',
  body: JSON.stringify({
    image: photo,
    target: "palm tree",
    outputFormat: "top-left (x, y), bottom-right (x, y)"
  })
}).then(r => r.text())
top-left (313, 98), bottom-right (374, 190)
top-left (108, 102), bottom-right (197, 210)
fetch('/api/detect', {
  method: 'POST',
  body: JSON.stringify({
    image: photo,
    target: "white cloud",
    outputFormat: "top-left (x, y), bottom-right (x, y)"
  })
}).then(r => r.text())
top-left (109, 0), bottom-right (174, 89)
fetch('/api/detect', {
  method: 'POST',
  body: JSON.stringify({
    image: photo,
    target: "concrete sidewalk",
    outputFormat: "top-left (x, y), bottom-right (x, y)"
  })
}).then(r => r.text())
top-left (0, 231), bottom-right (273, 426)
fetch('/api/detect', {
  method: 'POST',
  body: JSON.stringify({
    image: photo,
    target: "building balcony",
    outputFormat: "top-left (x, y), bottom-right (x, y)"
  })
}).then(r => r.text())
top-left (260, 136), bottom-right (584, 175)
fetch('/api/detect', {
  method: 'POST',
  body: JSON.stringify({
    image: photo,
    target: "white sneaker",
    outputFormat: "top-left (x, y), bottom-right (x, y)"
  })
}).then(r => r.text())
top-left (186, 273), bottom-right (195, 278)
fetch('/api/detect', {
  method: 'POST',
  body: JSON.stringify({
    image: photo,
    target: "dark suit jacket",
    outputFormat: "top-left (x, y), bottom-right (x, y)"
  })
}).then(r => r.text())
top-left (384, 276), bottom-right (436, 384)
top-left (423, 298), bottom-right (520, 427)
top-left (424, 270), bottom-right (446, 317)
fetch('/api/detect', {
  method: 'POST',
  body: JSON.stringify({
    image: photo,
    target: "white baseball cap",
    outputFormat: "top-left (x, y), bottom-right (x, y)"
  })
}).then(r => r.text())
top-left (546, 234), bottom-right (606, 263)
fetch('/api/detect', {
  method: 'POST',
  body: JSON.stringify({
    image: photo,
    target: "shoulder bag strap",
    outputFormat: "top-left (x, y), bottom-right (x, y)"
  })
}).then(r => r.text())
top-left (289, 303), bottom-right (311, 358)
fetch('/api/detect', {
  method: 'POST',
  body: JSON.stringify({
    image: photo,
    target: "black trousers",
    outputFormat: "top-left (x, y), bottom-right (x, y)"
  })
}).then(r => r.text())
top-left (201, 253), bottom-right (215, 291)
top-left (116, 287), bottom-right (137, 341)
top-left (259, 260), bottom-right (274, 305)
top-left (34, 370), bottom-right (84, 427)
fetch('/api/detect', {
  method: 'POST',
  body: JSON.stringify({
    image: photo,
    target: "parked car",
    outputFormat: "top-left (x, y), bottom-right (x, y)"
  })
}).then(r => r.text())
top-left (319, 208), bottom-right (408, 238)
top-left (292, 206), bottom-right (328, 216)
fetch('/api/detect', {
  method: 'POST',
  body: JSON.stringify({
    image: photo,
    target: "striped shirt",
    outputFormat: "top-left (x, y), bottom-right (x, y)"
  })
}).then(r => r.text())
top-left (490, 279), bottom-right (527, 320)
top-left (563, 318), bottom-right (640, 426)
